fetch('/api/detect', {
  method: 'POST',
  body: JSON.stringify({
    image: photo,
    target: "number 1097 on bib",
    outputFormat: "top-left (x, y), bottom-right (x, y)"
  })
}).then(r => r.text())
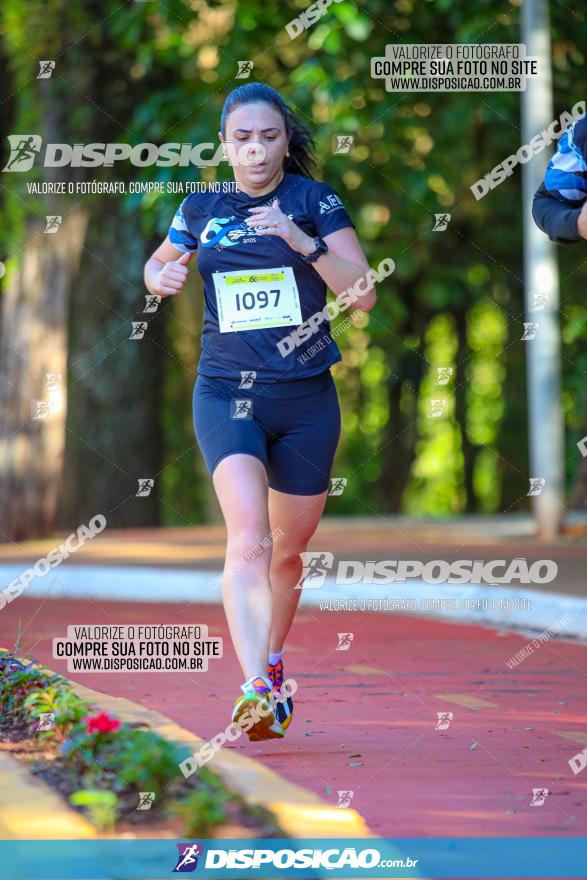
top-left (212, 266), bottom-right (303, 333)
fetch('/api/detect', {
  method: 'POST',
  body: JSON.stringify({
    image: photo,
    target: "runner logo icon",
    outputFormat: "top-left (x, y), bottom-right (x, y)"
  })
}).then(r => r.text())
top-left (3, 135), bottom-right (42, 172)
top-left (435, 712), bottom-right (453, 730)
top-left (337, 790), bottom-right (354, 808)
top-left (239, 371), bottom-right (256, 389)
top-left (336, 632), bottom-right (354, 651)
top-left (299, 551), bottom-right (334, 588)
top-left (173, 843), bottom-right (203, 872)
top-left (236, 60), bottom-right (254, 79)
top-left (137, 791), bottom-right (156, 810)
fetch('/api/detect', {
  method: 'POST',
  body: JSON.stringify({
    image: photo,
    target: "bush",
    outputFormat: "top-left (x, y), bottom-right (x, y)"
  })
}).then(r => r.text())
top-left (60, 715), bottom-right (122, 786)
top-left (108, 728), bottom-right (188, 794)
top-left (23, 686), bottom-right (91, 740)
top-left (1, 652), bottom-right (252, 838)
top-left (0, 666), bottom-right (59, 718)
top-left (69, 789), bottom-right (120, 833)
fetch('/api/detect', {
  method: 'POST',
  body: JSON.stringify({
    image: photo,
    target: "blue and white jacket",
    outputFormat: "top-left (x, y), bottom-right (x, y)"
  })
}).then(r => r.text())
top-left (532, 112), bottom-right (587, 243)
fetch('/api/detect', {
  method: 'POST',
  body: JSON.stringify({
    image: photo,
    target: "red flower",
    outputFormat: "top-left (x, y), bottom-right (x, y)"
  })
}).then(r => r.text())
top-left (82, 711), bottom-right (120, 734)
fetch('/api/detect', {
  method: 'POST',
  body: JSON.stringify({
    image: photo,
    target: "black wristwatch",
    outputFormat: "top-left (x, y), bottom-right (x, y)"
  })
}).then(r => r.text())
top-left (302, 236), bottom-right (328, 263)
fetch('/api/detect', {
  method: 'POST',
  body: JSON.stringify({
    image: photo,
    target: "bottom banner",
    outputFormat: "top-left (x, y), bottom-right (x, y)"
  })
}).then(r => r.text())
top-left (0, 837), bottom-right (584, 879)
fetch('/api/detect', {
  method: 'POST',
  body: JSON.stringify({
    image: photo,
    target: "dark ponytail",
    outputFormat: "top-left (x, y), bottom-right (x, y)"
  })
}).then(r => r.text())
top-left (220, 83), bottom-right (316, 179)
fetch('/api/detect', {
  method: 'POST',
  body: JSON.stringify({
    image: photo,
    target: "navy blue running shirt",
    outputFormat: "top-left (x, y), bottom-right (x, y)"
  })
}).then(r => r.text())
top-left (167, 172), bottom-right (355, 381)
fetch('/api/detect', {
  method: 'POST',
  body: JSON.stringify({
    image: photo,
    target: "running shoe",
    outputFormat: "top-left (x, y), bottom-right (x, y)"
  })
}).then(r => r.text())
top-left (268, 659), bottom-right (294, 731)
top-left (231, 674), bottom-right (284, 741)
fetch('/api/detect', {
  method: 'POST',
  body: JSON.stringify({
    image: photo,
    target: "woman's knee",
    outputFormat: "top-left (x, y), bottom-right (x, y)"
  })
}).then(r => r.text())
top-left (227, 527), bottom-right (273, 564)
top-left (271, 546), bottom-right (305, 571)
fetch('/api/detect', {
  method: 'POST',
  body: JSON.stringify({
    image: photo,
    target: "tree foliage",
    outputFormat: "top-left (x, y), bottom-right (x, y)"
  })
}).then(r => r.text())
top-left (1, 0), bottom-right (586, 530)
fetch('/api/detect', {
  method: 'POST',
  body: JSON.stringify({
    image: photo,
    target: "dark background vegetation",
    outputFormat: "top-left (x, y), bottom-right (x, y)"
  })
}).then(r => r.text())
top-left (0, 0), bottom-right (586, 539)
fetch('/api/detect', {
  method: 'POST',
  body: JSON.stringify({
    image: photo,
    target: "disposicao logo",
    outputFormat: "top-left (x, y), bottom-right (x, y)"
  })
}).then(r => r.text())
top-left (2, 136), bottom-right (266, 171)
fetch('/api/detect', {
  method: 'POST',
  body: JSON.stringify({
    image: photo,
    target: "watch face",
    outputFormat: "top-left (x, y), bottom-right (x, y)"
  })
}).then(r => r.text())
top-left (303, 237), bottom-right (327, 262)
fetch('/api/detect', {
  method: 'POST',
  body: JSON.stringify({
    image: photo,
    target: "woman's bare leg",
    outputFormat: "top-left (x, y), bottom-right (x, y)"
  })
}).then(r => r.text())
top-left (212, 453), bottom-right (273, 681)
top-left (267, 488), bottom-right (328, 654)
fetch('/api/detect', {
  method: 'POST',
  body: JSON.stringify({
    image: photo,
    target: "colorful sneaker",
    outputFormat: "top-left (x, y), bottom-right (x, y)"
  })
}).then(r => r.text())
top-left (231, 675), bottom-right (284, 741)
top-left (268, 659), bottom-right (294, 731)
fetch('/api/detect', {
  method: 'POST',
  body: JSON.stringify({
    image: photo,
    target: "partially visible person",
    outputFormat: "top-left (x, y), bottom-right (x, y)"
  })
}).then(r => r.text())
top-left (532, 111), bottom-right (587, 243)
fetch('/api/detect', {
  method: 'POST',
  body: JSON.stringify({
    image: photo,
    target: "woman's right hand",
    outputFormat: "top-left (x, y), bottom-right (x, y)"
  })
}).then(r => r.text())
top-left (155, 251), bottom-right (191, 296)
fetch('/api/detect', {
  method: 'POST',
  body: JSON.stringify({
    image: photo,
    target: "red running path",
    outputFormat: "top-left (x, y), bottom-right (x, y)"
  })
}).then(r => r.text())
top-left (1, 596), bottom-right (586, 838)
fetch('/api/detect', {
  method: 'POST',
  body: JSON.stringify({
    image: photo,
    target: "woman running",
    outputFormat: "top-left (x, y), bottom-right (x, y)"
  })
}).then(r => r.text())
top-left (144, 83), bottom-right (376, 741)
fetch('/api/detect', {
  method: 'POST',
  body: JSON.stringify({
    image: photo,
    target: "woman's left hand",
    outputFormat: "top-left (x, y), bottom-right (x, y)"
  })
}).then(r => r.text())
top-left (245, 199), bottom-right (313, 254)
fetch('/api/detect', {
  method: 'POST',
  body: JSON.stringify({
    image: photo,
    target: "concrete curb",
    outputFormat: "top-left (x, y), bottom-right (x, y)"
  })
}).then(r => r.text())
top-left (3, 655), bottom-right (374, 840)
top-left (0, 750), bottom-right (96, 840)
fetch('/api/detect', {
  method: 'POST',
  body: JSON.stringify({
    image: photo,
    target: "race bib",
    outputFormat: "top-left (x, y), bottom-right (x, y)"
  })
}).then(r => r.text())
top-left (212, 267), bottom-right (302, 333)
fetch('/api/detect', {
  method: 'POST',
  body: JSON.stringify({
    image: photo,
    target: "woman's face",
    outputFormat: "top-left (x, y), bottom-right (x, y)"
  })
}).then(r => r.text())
top-left (220, 101), bottom-right (288, 190)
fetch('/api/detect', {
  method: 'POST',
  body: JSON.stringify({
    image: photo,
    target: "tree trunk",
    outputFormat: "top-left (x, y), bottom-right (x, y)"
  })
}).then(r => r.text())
top-left (497, 327), bottom-right (529, 510)
top-left (454, 305), bottom-right (476, 511)
top-left (59, 205), bottom-right (166, 529)
top-left (377, 342), bottom-right (425, 512)
top-left (0, 209), bottom-right (89, 541)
